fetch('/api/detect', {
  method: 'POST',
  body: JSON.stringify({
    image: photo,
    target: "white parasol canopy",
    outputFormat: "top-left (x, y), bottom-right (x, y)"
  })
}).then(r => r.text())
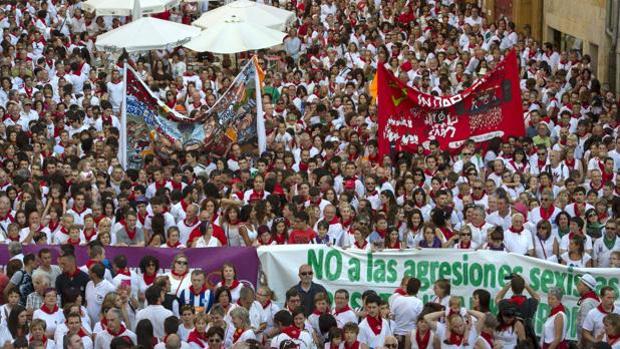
top-left (82, 0), bottom-right (179, 16)
top-left (192, 0), bottom-right (294, 31)
top-left (96, 17), bottom-right (201, 52)
top-left (184, 15), bottom-right (286, 53)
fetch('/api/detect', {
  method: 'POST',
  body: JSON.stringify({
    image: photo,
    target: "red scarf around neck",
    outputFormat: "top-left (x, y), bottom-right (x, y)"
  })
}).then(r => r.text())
top-left (187, 329), bottom-right (208, 346)
top-left (480, 331), bottom-right (494, 348)
top-left (548, 304), bottom-right (565, 318)
top-left (597, 303), bottom-right (615, 315)
top-left (578, 290), bottom-right (600, 305)
top-left (40, 304), bottom-right (58, 314)
top-left (334, 305), bottom-right (352, 316)
top-left (233, 328), bottom-right (245, 343)
top-left (107, 324), bottom-right (127, 337)
top-left (366, 315), bottom-right (382, 335)
top-left (416, 329), bottom-right (430, 349)
top-left (344, 341), bottom-right (360, 349)
top-left (143, 272), bottom-right (156, 286)
top-left (540, 205), bottom-right (555, 221)
top-left (281, 325), bottom-right (301, 339)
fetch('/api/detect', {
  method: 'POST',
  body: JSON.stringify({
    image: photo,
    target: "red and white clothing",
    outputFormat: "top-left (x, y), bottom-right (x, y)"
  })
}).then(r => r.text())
top-left (583, 304), bottom-right (620, 339)
top-left (529, 206), bottom-right (560, 226)
top-left (564, 203), bottom-right (594, 218)
top-left (232, 328), bottom-right (256, 344)
top-left (358, 316), bottom-right (391, 348)
top-left (171, 199), bottom-right (192, 223)
top-left (215, 280), bottom-right (244, 303)
top-left (33, 304), bottom-right (65, 336)
top-left (178, 217), bottom-right (201, 246)
top-left (541, 305), bottom-right (567, 349)
top-left (112, 269), bottom-right (140, 299)
top-left (67, 206), bottom-right (92, 226)
top-left (270, 326), bottom-right (314, 349)
top-left (243, 189), bottom-right (270, 204)
top-left (333, 306), bottom-right (357, 328)
top-left (504, 226), bottom-right (534, 255)
top-left (410, 328), bottom-right (434, 349)
top-left (603, 333), bottom-right (620, 349)
top-left (94, 326), bottom-right (136, 349)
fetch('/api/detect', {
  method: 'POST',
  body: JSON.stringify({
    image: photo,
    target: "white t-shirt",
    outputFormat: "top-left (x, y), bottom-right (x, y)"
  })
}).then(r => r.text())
top-left (583, 305), bottom-right (620, 339)
top-left (390, 295), bottom-right (423, 335)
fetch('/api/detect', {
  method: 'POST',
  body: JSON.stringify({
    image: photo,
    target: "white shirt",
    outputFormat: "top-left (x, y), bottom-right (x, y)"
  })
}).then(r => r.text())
top-left (358, 317), bottom-right (391, 348)
top-left (33, 307), bottom-right (65, 336)
top-left (504, 228), bottom-right (534, 255)
top-left (85, 279), bottom-right (116, 325)
top-left (541, 309), bottom-right (566, 346)
top-left (583, 305), bottom-right (620, 339)
top-left (136, 305), bottom-right (173, 338)
top-left (94, 327), bottom-right (137, 349)
top-left (333, 307), bottom-right (357, 328)
top-left (593, 236), bottom-right (620, 267)
top-left (391, 295), bottom-right (423, 335)
top-left (270, 331), bottom-right (314, 349)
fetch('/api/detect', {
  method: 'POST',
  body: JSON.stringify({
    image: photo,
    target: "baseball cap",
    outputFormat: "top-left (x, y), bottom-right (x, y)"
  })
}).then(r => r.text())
top-left (579, 274), bottom-right (597, 291)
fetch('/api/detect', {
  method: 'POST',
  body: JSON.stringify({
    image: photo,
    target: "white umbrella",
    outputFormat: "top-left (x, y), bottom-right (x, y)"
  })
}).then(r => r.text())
top-left (184, 15), bottom-right (285, 53)
top-left (192, 0), bottom-right (294, 31)
top-left (82, 0), bottom-right (179, 16)
top-left (96, 17), bottom-right (201, 52)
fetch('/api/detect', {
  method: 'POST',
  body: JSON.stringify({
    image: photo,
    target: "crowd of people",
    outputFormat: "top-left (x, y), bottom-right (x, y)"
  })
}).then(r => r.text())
top-left (0, 0), bottom-right (618, 347)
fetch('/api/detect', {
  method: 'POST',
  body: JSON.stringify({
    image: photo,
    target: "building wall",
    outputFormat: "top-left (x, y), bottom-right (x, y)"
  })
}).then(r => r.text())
top-left (543, 0), bottom-right (610, 84)
top-left (482, 0), bottom-right (543, 42)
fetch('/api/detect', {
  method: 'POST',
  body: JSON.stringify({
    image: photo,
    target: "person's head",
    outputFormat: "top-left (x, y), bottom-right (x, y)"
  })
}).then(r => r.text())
top-left (135, 319), bottom-right (155, 348)
top-left (601, 286), bottom-right (617, 308)
top-left (164, 333), bottom-right (181, 349)
top-left (343, 322), bottom-right (359, 343)
top-left (214, 287), bottom-right (232, 307)
top-left (171, 253), bottom-right (189, 274)
top-left (65, 312), bottom-right (82, 334)
top-left (547, 287), bottom-right (563, 307)
top-left (382, 336), bottom-right (398, 349)
top-left (6, 286), bottom-right (19, 306)
top-left (145, 285), bottom-right (164, 305)
top-left (472, 289), bottom-right (491, 312)
top-left (433, 279), bottom-right (450, 298)
top-left (29, 319), bottom-right (46, 340)
top-left (7, 304), bottom-right (28, 337)
top-left (576, 274), bottom-right (598, 295)
top-left (482, 312), bottom-right (499, 333)
top-left (365, 294), bottom-right (381, 317)
top-left (206, 326), bottom-right (225, 348)
top-left (603, 313), bottom-right (620, 337)
top-left (194, 313), bottom-right (209, 332)
top-left (447, 313), bottom-right (466, 335)
top-left (313, 292), bottom-right (329, 312)
top-left (105, 308), bottom-right (123, 333)
top-left (191, 270), bottom-right (206, 291)
top-left (230, 306), bottom-right (251, 329)
top-left (298, 264), bottom-right (313, 284)
top-left (274, 310), bottom-right (293, 329)
top-left (63, 333), bottom-right (84, 349)
top-left (510, 274), bottom-right (525, 295)
top-left (285, 288), bottom-right (302, 310)
top-left (334, 289), bottom-right (349, 309)
top-left (406, 277), bottom-right (421, 296)
top-left (221, 262), bottom-right (237, 281)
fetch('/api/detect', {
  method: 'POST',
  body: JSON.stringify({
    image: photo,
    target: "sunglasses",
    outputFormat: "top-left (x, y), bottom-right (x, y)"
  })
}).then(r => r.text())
top-left (460, 233), bottom-right (471, 236)
top-left (300, 271), bottom-right (313, 276)
top-left (385, 344), bottom-right (398, 349)
top-left (209, 338), bottom-right (222, 343)
top-left (176, 260), bottom-right (188, 265)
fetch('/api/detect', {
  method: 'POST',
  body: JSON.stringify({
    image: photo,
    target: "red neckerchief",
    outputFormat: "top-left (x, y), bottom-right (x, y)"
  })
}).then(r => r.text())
top-left (189, 284), bottom-right (208, 296)
top-left (312, 308), bottom-right (327, 316)
top-left (171, 181), bottom-right (183, 191)
top-left (574, 203), bottom-right (583, 218)
top-left (388, 241), bottom-right (401, 249)
top-left (0, 211), bottom-right (13, 222)
top-left (107, 324), bottom-right (127, 337)
top-left (274, 233), bottom-right (287, 245)
top-left (233, 328), bottom-right (245, 343)
top-left (171, 270), bottom-right (188, 278)
top-left (249, 190), bottom-right (265, 202)
top-left (375, 228), bottom-right (387, 238)
top-left (344, 341), bottom-right (360, 349)
top-left (609, 334), bottom-right (620, 346)
top-left (116, 268), bottom-right (131, 277)
top-left (447, 332), bottom-right (464, 346)
top-left (187, 329), bottom-right (208, 347)
top-left (394, 288), bottom-right (407, 296)
top-left (66, 237), bottom-right (81, 245)
top-left (183, 217), bottom-right (199, 227)
top-left (327, 216), bottom-right (340, 225)
top-left (334, 305), bottom-right (352, 315)
top-left (354, 240), bottom-right (368, 249)
top-left (143, 272), bottom-right (156, 286)
top-left (597, 303), bottom-right (615, 315)
top-left (366, 315), bottom-right (382, 335)
top-left (59, 227), bottom-right (69, 235)
top-left (167, 241), bottom-right (181, 248)
top-left (416, 329), bottom-right (431, 349)
top-left (578, 290), bottom-right (600, 305)
top-left (122, 222), bottom-right (137, 240)
top-left (510, 225), bottom-right (524, 234)
top-left (261, 300), bottom-right (272, 309)
top-left (481, 331), bottom-right (494, 348)
top-left (29, 335), bottom-right (48, 347)
top-left (226, 279), bottom-right (240, 290)
top-left (86, 259), bottom-right (98, 269)
top-left (458, 240), bottom-right (472, 249)
top-left (83, 228), bottom-right (97, 241)
top-left (154, 180), bottom-right (167, 190)
top-left (281, 325), bottom-right (301, 339)
top-left (548, 304), bottom-right (565, 318)
top-left (180, 199), bottom-right (190, 212)
top-left (510, 295), bottom-right (527, 305)
top-left (540, 205), bottom-right (555, 221)
top-left (472, 190), bottom-right (486, 201)
top-left (73, 61), bottom-right (85, 76)
top-left (76, 327), bottom-right (89, 337)
top-left (72, 205), bottom-right (87, 215)
top-left (591, 181), bottom-right (603, 191)
top-left (8, 235), bottom-right (19, 241)
top-left (65, 267), bottom-right (81, 278)
top-left (40, 304), bottom-right (59, 314)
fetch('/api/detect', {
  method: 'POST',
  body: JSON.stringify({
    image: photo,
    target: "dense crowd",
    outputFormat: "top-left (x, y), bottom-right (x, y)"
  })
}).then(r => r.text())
top-left (0, 0), bottom-right (618, 347)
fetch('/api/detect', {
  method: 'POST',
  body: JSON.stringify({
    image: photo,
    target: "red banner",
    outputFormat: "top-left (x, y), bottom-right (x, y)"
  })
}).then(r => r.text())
top-left (377, 50), bottom-right (525, 156)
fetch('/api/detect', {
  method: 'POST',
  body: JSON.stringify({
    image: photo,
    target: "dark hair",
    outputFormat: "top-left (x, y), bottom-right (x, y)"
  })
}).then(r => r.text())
top-left (145, 285), bottom-right (163, 305)
top-left (406, 278), bottom-right (421, 295)
top-left (214, 287), bottom-right (232, 304)
top-left (206, 326), bottom-right (225, 339)
top-left (365, 294), bottom-right (381, 306)
top-left (89, 262), bottom-right (105, 279)
top-left (164, 316), bottom-right (180, 335)
top-left (473, 289), bottom-right (491, 312)
top-left (135, 319), bottom-right (155, 349)
top-left (7, 304), bottom-right (28, 338)
top-left (511, 275), bottom-right (525, 294)
top-left (110, 336), bottom-right (134, 349)
top-left (139, 255), bottom-right (159, 274)
top-left (274, 310), bottom-right (293, 327)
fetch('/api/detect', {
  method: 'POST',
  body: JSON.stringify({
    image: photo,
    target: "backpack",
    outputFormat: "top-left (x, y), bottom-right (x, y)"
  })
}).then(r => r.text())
top-left (14, 270), bottom-right (34, 307)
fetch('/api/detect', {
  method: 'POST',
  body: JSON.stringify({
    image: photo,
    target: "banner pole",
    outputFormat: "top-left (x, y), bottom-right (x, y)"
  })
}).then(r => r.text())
top-left (254, 56), bottom-right (266, 154)
top-left (120, 61), bottom-right (128, 170)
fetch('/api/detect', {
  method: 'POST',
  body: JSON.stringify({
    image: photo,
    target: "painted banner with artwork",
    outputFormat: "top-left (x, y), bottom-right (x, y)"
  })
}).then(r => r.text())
top-left (11, 245), bottom-right (259, 286)
top-left (119, 57), bottom-right (265, 169)
top-left (377, 50), bottom-right (525, 156)
top-left (257, 245), bottom-right (620, 340)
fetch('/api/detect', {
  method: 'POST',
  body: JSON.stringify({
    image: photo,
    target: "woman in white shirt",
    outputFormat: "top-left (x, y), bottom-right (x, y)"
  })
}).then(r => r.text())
top-left (541, 287), bottom-right (567, 349)
top-left (349, 225), bottom-right (371, 252)
top-left (32, 288), bottom-right (64, 337)
top-left (534, 220), bottom-right (559, 263)
top-left (192, 222), bottom-right (221, 248)
top-left (560, 235), bottom-right (592, 268)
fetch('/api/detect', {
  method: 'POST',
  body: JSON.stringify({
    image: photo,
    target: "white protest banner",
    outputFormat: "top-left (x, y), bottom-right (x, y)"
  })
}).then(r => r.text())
top-left (257, 245), bottom-right (620, 340)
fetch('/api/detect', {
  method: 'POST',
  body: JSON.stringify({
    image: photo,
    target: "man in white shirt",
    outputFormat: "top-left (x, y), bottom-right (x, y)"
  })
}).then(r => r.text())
top-left (582, 287), bottom-right (619, 346)
top-left (504, 213), bottom-right (534, 256)
top-left (135, 285), bottom-right (173, 338)
top-left (85, 263), bottom-right (116, 325)
top-left (332, 289), bottom-right (357, 328)
top-left (358, 294), bottom-right (391, 348)
top-left (270, 310), bottom-right (314, 349)
top-left (390, 278), bottom-right (423, 343)
top-left (593, 220), bottom-right (620, 267)
top-left (94, 308), bottom-right (136, 349)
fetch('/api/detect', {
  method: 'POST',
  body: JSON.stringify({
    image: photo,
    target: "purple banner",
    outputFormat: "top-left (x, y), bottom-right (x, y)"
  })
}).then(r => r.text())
top-left (0, 245), bottom-right (260, 287)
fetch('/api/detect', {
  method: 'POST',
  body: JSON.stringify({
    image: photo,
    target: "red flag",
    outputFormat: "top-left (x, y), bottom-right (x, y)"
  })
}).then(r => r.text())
top-left (377, 50), bottom-right (525, 156)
